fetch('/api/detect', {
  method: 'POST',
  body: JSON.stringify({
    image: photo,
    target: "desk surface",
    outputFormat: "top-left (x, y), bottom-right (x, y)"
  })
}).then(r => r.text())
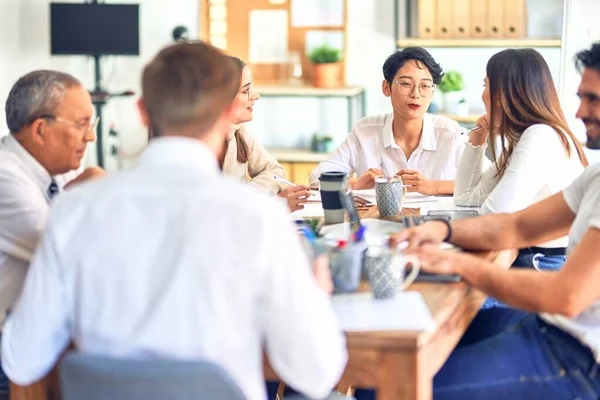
top-left (265, 205), bottom-right (516, 400)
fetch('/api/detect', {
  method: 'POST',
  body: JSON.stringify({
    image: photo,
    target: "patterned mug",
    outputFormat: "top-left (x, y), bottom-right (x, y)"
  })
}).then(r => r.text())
top-left (364, 245), bottom-right (420, 299)
top-left (375, 177), bottom-right (404, 217)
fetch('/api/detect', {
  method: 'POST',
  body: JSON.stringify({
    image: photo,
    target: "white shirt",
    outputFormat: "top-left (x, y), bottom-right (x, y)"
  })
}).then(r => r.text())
top-left (309, 113), bottom-right (467, 188)
top-left (540, 163), bottom-right (600, 361)
top-left (0, 134), bottom-right (79, 329)
top-left (453, 124), bottom-right (585, 248)
top-left (1, 137), bottom-right (347, 400)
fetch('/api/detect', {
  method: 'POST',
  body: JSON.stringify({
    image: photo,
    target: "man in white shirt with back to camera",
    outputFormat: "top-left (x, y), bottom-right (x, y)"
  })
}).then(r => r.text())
top-left (310, 47), bottom-right (477, 195)
top-left (1, 41), bottom-right (347, 400)
top-left (0, 70), bottom-right (104, 395)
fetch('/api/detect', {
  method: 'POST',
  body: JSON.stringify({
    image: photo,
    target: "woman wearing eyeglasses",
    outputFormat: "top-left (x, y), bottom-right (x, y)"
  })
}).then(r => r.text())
top-left (221, 57), bottom-right (311, 212)
top-left (309, 46), bottom-right (469, 195)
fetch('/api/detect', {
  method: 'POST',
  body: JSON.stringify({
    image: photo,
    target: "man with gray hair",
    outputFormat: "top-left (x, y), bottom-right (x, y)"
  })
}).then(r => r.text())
top-left (0, 70), bottom-right (104, 394)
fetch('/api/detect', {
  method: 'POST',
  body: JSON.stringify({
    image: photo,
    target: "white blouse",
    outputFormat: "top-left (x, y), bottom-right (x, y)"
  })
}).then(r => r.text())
top-left (453, 124), bottom-right (585, 248)
top-left (309, 113), bottom-right (467, 188)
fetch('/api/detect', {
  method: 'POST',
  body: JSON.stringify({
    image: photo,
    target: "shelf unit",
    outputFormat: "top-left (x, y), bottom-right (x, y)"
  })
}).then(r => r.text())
top-left (397, 38), bottom-right (562, 48)
top-left (254, 84), bottom-right (367, 133)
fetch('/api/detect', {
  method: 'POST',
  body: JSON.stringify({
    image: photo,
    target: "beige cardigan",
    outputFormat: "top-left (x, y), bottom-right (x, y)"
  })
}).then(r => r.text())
top-left (222, 126), bottom-right (286, 195)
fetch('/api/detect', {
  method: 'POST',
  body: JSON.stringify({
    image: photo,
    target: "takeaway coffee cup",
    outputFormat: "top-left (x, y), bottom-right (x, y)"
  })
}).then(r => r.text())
top-left (319, 172), bottom-right (347, 224)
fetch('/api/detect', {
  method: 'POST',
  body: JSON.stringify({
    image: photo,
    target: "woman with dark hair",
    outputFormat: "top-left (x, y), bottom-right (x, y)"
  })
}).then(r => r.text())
top-left (309, 46), bottom-right (470, 195)
top-left (222, 57), bottom-right (311, 211)
top-left (451, 48), bottom-right (588, 346)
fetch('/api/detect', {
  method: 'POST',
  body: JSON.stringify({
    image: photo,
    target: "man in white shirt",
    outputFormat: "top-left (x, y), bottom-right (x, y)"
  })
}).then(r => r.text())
top-left (1, 42), bottom-right (347, 400)
top-left (353, 43), bottom-right (600, 400)
top-left (0, 70), bottom-right (103, 394)
top-left (310, 47), bottom-right (469, 195)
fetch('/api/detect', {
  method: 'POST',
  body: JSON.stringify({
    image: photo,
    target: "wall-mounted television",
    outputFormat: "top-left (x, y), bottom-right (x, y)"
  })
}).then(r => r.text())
top-left (50, 3), bottom-right (140, 55)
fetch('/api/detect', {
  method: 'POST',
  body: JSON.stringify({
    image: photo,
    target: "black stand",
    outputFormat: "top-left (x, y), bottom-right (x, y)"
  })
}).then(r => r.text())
top-left (89, 54), bottom-right (134, 168)
top-left (91, 54), bottom-right (105, 168)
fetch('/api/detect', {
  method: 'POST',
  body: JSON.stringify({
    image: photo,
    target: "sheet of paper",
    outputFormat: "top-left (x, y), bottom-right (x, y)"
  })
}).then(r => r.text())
top-left (351, 189), bottom-right (436, 206)
top-left (291, 203), bottom-right (324, 218)
top-left (332, 292), bottom-right (435, 332)
top-left (308, 190), bottom-right (322, 202)
top-left (249, 10), bottom-right (288, 64)
top-left (291, 0), bottom-right (344, 27)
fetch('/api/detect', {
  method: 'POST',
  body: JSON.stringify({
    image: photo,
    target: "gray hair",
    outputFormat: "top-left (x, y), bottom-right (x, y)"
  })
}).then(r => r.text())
top-left (5, 70), bottom-right (82, 133)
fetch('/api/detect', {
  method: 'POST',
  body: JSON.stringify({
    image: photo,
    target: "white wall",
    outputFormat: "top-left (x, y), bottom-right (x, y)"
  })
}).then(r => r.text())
top-left (1, 0), bottom-right (599, 169)
top-left (247, 0), bottom-right (397, 150)
top-left (0, 0), bottom-right (198, 171)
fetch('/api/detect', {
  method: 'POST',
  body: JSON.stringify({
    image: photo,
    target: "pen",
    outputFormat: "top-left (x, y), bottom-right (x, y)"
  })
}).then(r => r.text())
top-left (353, 225), bottom-right (366, 242)
top-left (273, 175), bottom-right (298, 187)
top-left (274, 175), bottom-right (315, 197)
top-left (462, 125), bottom-right (484, 135)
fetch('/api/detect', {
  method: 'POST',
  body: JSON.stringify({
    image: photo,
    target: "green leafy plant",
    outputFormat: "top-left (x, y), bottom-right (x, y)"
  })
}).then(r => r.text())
top-left (311, 133), bottom-right (334, 152)
top-left (439, 70), bottom-right (465, 93)
top-left (307, 45), bottom-right (341, 64)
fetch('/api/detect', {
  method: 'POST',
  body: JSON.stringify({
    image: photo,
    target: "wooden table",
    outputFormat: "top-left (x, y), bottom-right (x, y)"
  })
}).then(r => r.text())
top-left (10, 206), bottom-right (516, 400)
top-left (264, 206), bottom-right (517, 400)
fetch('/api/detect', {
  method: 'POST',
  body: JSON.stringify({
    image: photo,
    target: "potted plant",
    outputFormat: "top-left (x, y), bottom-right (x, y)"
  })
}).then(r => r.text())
top-left (438, 70), bottom-right (465, 115)
top-left (307, 44), bottom-right (342, 88)
top-left (311, 133), bottom-right (335, 153)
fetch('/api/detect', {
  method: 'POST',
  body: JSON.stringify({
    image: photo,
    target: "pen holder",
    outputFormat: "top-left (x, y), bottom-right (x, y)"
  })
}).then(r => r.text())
top-left (326, 240), bottom-right (367, 294)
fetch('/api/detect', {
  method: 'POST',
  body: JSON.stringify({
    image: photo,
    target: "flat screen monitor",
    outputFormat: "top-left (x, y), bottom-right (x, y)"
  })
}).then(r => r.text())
top-left (50, 3), bottom-right (139, 55)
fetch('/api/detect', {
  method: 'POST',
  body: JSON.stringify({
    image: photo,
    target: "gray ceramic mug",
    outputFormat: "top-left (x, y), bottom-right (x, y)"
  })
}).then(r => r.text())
top-left (319, 172), bottom-right (347, 224)
top-left (364, 246), bottom-right (420, 299)
top-left (375, 177), bottom-right (404, 217)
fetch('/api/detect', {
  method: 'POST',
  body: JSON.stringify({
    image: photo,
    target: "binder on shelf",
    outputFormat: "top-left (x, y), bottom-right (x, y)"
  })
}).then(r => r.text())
top-left (436, 0), bottom-right (453, 38)
top-left (487, 0), bottom-right (505, 38)
top-left (504, 0), bottom-right (527, 38)
top-left (453, 0), bottom-right (470, 38)
top-left (470, 0), bottom-right (487, 38)
top-left (417, 0), bottom-right (437, 39)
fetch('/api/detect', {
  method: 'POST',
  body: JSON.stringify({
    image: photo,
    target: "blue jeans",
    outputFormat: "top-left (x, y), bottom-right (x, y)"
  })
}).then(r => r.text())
top-left (458, 251), bottom-right (566, 346)
top-left (0, 334), bottom-right (9, 398)
top-left (355, 315), bottom-right (600, 400)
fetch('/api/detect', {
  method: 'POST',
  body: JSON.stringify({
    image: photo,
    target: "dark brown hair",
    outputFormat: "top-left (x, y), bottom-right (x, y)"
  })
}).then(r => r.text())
top-left (229, 56), bottom-right (250, 163)
top-left (487, 48), bottom-right (588, 176)
top-left (141, 41), bottom-right (240, 135)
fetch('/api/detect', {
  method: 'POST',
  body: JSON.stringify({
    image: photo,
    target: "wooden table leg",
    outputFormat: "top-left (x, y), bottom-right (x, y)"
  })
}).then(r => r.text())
top-left (377, 350), bottom-right (430, 400)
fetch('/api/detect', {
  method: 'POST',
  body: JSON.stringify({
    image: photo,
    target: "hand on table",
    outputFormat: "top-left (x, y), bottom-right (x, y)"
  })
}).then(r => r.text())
top-left (389, 220), bottom-right (450, 249)
top-left (405, 244), bottom-right (463, 275)
top-left (395, 169), bottom-right (437, 195)
top-left (350, 168), bottom-right (384, 190)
